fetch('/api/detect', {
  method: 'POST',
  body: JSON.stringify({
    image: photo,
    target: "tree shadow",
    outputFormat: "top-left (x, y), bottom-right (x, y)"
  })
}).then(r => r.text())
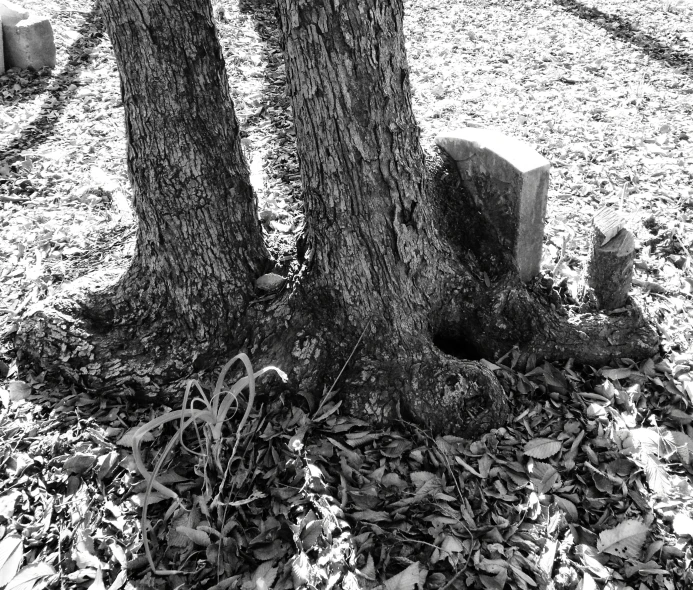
top-left (232, 0), bottom-right (298, 181)
top-left (217, 0), bottom-right (302, 263)
top-left (552, 0), bottom-right (693, 72)
top-left (0, 6), bottom-right (106, 158)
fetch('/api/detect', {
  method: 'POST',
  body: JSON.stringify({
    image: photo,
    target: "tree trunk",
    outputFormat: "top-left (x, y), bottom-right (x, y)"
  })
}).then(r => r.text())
top-left (14, 0), bottom-right (658, 436)
top-left (265, 0), bottom-right (656, 434)
top-left (15, 0), bottom-right (270, 390)
top-left (99, 0), bottom-right (268, 343)
top-left (270, 0), bottom-right (515, 435)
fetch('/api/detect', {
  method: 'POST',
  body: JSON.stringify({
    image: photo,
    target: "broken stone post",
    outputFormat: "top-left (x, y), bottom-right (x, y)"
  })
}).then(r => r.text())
top-left (435, 128), bottom-right (550, 282)
top-left (0, 1), bottom-right (56, 71)
top-left (587, 207), bottom-right (635, 311)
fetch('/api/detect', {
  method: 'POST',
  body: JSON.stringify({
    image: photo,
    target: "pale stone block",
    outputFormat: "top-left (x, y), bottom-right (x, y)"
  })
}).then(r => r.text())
top-left (0, 1), bottom-right (56, 70)
top-left (435, 128), bottom-right (550, 282)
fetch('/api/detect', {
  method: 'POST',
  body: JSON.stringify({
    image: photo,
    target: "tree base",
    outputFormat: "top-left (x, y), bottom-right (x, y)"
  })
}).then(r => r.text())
top-left (245, 302), bottom-right (510, 437)
top-left (12, 222), bottom-right (658, 440)
top-left (13, 267), bottom-right (235, 402)
top-left (15, 255), bottom-right (659, 438)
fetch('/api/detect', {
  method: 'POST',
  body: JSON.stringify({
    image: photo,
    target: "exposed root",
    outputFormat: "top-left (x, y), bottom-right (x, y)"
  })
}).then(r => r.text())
top-left (439, 272), bottom-right (659, 368)
top-left (14, 269), bottom-right (229, 399)
top-left (332, 335), bottom-right (509, 437)
top-left (525, 298), bottom-right (659, 366)
top-left (13, 254), bottom-right (656, 438)
top-left (430, 147), bottom-right (660, 368)
top-left (403, 344), bottom-right (508, 436)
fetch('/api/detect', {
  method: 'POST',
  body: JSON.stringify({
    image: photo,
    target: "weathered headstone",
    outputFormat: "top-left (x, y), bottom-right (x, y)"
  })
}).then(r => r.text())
top-left (435, 128), bottom-right (550, 282)
top-left (0, 1), bottom-right (56, 70)
top-left (587, 207), bottom-right (635, 310)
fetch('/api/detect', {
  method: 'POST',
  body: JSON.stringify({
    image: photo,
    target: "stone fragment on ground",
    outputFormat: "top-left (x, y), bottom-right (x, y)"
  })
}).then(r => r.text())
top-left (436, 128), bottom-right (550, 282)
top-left (256, 273), bottom-right (285, 292)
top-left (0, 0), bottom-right (56, 71)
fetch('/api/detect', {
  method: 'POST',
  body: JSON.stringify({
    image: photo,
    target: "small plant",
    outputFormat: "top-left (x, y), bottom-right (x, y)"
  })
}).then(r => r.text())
top-left (131, 353), bottom-right (287, 575)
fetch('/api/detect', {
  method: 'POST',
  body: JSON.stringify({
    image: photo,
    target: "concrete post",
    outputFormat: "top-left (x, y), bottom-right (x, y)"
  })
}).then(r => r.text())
top-left (0, 1), bottom-right (56, 70)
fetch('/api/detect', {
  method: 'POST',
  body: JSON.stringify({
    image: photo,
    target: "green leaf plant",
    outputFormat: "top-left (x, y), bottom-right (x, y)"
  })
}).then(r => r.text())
top-left (131, 353), bottom-right (287, 575)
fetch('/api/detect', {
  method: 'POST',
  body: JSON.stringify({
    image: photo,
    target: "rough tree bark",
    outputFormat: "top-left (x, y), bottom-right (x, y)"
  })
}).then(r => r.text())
top-left (13, 0), bottom-right (658, 436)
top-left (98, 0), bottom-right (269, 338)
top-left (14, 0), bottom-right (269, 390)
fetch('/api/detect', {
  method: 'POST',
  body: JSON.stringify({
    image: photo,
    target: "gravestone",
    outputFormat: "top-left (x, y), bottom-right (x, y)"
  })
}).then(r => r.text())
top-left (0, 1), bottom-right (56, 70)
top-left (436, 128), bottom-right (550, 282)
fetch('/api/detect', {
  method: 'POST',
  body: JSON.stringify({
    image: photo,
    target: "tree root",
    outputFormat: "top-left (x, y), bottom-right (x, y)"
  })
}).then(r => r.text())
top-left (401, 343), bottom-right (509, 437)
top-left (524, 299), bottom-right (659, 366)
top-left (13, 254), bottom-right (656, 439)
top-left (13, 269), bottom-right (227, 400)
top-left (266, 320), bottom-right (511, 437)
top-left (15, 303), bottom-right (189, 399)
top-left (336, 339), bottom-right (508, 437)
top-left (438, 270), bottom-right (659, 369)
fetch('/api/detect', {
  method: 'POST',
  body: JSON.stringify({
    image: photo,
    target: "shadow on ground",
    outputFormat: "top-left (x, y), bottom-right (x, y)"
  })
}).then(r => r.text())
top-left (553, 0), bottom-right (693, 73)
top-left (219, 0), bottom-right (302, 263)
top-left (0, 7), bottom-right (106, 159)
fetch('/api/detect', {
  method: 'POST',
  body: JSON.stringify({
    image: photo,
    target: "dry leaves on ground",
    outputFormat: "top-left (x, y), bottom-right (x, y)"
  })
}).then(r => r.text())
top-left (1, 0), bottom-right (693, 589)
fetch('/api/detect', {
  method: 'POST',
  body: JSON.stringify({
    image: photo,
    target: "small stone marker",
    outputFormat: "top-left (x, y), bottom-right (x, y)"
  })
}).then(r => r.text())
top-left (587, 207), bottom-right (635, 311)
top-left (435, 128), bottom-right (550, 282)
top-left (0, 0), bottom-right (56, 71)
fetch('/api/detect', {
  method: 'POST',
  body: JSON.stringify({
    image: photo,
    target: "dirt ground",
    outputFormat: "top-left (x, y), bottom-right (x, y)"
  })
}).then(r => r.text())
top-left (1, 1), bottom-right (692, 589)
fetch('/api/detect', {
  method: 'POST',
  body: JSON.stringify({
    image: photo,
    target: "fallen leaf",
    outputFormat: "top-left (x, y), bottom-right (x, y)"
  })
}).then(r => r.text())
top-left (600, 367), bottom-right (634, 380)
top-left (129, 492), bottom-right (168, 506)
top-left (72, 530), bottom-right (103, 569)
top-left (524, 438), bottom-right (562, 459)
top-left (580, 571), bottom-right (598, 590)
top-left (638, 452), bottom-right (671, 496)
top-left (0, 534), bottom-right (23, 587)
top-left (351, 510), bottom-right (389, 522)
top-left (64, 453), bottom-right (97, 475)
top-left (250, 561), bottom-right (277, 590)
top-left (290, 552), bottom-right (310, 586)
top-left (597, 519), bottom-right (649, 559)
top-left (7, 381), bottom-right (31, 401)
top-left (384, 561), bottom-right (420, 590)
top-left (6, 562), bottom-right (56, 590)
top-left (116, 427), bottom-right (153, 447)
top-left (87, 566), bottom-right (106, 590)
top-left (176, 526), bottom-right (211, 547)
top-left (440, 535), bottom-right (464, 555)
top-left (0, 491), bottom-right (21, 521)
top-left (672, 513), bottom-right (693, 537)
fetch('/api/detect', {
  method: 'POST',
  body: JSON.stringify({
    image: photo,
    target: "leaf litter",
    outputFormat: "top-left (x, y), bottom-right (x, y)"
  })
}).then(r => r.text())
top-left (1, 0), bottom-right (693, 589)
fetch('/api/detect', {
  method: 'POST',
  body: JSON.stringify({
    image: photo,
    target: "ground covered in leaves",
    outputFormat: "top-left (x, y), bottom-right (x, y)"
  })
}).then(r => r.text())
top-left (1, 0), bottom-right (693, 589)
